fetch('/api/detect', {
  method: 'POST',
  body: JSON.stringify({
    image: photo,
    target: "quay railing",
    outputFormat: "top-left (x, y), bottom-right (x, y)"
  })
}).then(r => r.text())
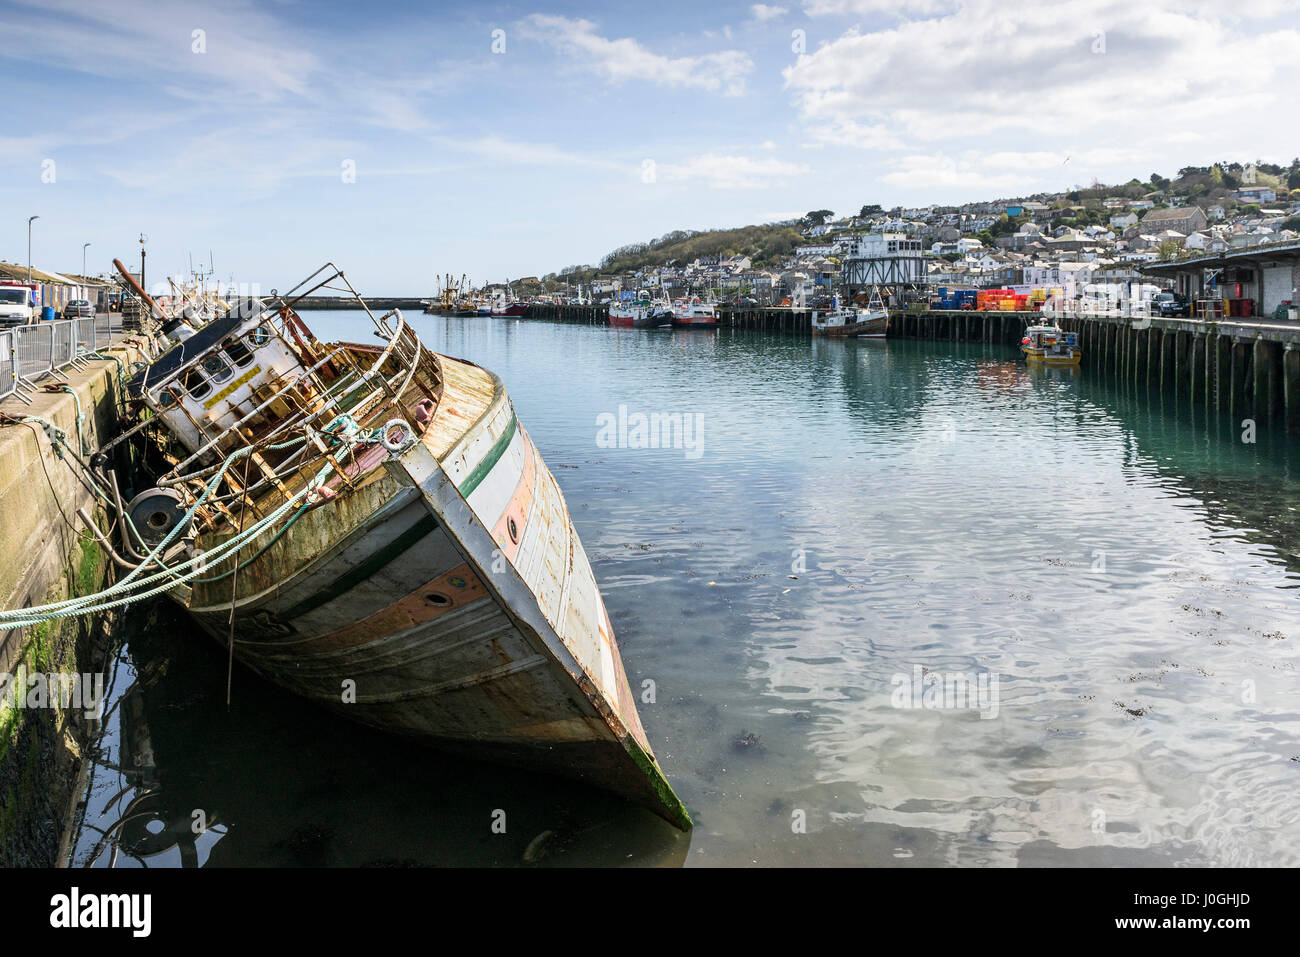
top-left (0, 315), bottom-right (120, 404)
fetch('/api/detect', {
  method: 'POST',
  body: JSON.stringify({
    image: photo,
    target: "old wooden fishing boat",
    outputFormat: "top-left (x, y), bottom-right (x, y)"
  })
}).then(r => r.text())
top-left (811, 293), bottom-right (889, 339)
top-left (109, 264), bottom-right (690, 829)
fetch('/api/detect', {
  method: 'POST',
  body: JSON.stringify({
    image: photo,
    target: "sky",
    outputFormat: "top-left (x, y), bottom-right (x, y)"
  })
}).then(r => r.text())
top-left (1, 0), bottom-right (1298, 293)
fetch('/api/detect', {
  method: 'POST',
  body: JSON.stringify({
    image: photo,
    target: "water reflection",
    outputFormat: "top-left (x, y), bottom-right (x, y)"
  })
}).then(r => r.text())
top-left (68, 316), bottom-right (1300, 867)
top-left (71, 605), bottom-right (688, 867)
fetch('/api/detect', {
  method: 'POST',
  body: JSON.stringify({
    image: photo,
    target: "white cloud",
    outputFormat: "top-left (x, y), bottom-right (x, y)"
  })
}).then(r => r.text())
top-left (522, 14), bottom-right (754, 96)
top-left (879, 154), bottom-right (1026, 191)
top-left (784, 0), bottom-right (1300, 170)
top-left (751, 4), bottom-right (790, 20)
top-left (1, 0), bottom-right (319, 103)
top-left (658, 153), bottom-right (810, 189)
top-left (802, 0), bottom-right (955, 14)
top-left (805, 119), bottom-right (904, 151)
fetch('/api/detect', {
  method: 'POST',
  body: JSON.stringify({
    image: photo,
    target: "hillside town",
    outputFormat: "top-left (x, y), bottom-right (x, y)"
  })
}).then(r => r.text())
top-left (521, 161), bottom-right (1300, 309)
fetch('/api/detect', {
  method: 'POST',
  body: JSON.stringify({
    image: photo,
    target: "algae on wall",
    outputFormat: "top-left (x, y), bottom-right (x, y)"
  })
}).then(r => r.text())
top-left (0, 535), bottom-right (115, 867)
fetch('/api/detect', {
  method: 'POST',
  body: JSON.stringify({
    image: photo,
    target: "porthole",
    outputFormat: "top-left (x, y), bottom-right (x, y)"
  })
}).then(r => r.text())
top-left (425, 592), bottom-right (451, 608)
top-left (507, 517), bottom-right (519, 544)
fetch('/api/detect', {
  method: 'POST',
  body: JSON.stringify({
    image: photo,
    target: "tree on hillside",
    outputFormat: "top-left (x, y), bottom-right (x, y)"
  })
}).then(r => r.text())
top-left (989, 214), bottom-right (1025, 238)
top-left (1150, 173), bottom-right (1170, 190)
top-left (803, 209), bottom-right (834, 226)
top-left (858, 204), bottom-right (882, 218)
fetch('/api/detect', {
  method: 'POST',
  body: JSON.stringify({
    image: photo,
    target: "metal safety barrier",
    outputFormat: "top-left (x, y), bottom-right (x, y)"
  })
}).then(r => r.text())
top-left (0, 331), bottom-right (15, 404)
top-left (0, 315), bottom-right (123, 404)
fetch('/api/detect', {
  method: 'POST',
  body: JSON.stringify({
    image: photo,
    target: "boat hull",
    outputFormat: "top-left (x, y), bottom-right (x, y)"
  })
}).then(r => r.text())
top-left (1022, 347), bottom-right (1081, 366)
top-left (812, 314), bottom-right (888, 338)
top-left (610, 312), bottom-right (664, 328)
top-left (672, 317), bottom-right (718, 329)
top-left (179, 361), bottom-right (690, 829)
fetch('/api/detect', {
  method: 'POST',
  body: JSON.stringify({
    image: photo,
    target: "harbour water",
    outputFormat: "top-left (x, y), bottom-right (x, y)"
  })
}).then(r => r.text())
top-left (68, 313), bottom-right (1300, 867)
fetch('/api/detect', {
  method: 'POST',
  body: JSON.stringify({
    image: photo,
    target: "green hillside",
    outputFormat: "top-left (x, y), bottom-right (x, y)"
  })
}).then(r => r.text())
top-left (547, 222), bottom-right (807, 281)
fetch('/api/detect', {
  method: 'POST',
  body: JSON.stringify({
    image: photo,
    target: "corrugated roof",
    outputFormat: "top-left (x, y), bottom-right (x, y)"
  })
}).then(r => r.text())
top-left (1140, 238), bottom-right (1300, 272)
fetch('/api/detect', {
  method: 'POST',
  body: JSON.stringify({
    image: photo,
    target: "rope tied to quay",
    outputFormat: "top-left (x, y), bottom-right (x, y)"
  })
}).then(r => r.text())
top-left (0, 434), bottom-right (329, 630)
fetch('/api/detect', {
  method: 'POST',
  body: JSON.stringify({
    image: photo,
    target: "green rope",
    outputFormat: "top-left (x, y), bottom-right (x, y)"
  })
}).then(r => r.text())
top-left (0, 437), bottom-right (316, 626)
top-left (57, 386), bottom-right (92, 457)
top-left (0, 468), bottom-right (327, 629)
top-left (189, 501), bottom-right (311, 584)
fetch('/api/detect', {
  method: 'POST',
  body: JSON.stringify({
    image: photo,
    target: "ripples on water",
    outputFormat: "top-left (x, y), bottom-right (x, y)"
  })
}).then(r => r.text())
top-left (72, 314), bottom-right (1300, 867)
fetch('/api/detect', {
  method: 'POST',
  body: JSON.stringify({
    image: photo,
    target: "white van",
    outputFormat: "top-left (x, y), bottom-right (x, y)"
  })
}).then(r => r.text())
top-left (0, 284), bottom-right (38, 326)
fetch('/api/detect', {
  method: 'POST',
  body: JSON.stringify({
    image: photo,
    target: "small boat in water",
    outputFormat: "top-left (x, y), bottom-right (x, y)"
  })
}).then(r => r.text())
top-left (108, 264), bottom-right (691, 829)
top-left (490, 294), bottom-right (528, 317)
top-left (671, 296), bottom-right (718, 329)
top-left (811, 293), bottom-right (888, 338)
top-left (1021, 323), bottom-right (1081, 366)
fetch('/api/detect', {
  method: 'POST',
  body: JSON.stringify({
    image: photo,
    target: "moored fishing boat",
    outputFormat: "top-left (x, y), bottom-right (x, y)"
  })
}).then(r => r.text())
top-left (811, 293), bottom-right (889, 338)
top-left (101, 264), bottom-right (691, 829)
top-left (671, 296), bottom-right (718, 329)
top-left (490, 294), bottom-right (528, 317)
top-left (1021, 322), bottom-right (1081, 366)
top-left (609, 290), bottom-right (662, 328)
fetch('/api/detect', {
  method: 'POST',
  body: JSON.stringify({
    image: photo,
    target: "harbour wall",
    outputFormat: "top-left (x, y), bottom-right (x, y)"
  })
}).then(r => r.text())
top-left (292, 296), bottom-right (426, 311)
top-left (0, 336), bottom-right (151, 865)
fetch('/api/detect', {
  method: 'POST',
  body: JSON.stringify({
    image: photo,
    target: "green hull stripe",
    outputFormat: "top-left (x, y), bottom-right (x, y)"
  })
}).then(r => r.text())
top-left (457, 412), bottom-right (518, 499)
top-left (279, 513), bottom-right (438, 621)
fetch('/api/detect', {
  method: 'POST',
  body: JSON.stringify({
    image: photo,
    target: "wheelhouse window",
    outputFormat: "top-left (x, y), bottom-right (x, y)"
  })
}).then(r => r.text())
top-left (224, 338), bottom-right (253, 367)
top-left (201, 354), bottom-right (233, 384)
top-left (181, 367), bottom-right (211, 400)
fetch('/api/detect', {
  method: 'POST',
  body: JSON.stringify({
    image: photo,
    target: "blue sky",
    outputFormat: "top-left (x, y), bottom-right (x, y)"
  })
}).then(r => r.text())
top-left (2, 0), bottom-right (1297, 293)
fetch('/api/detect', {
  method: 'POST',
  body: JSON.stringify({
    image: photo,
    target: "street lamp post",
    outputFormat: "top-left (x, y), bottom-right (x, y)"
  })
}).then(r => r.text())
top-left (27, 215), bottom-right (39, 285)
top-left (83, 243), bottom-right (91, 278)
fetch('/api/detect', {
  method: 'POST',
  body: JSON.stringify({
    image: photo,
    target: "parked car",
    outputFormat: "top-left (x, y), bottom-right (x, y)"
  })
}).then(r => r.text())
top-left (1151, 292), bottom-right (1189, 318)
top-left (62, 299), bottom-right (96, 319)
